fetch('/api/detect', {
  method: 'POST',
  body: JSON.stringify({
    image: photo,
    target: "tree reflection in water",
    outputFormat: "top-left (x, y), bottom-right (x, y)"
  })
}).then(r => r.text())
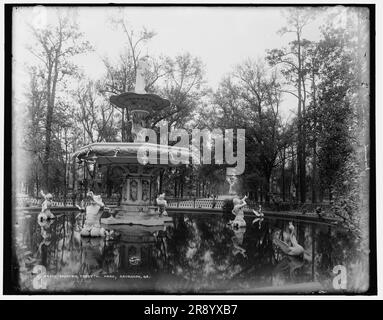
top-left (13, 210), bottom-right (366, 293)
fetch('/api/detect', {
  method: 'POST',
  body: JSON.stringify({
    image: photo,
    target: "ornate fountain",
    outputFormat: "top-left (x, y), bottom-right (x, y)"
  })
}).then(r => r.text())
top-left (72, 59), bottom-right (189, 226)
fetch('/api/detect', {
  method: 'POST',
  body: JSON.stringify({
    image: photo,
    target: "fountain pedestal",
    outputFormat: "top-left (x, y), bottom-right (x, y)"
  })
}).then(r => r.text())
top-left (74, 142), bottom-right (189, 226)
top-left (100, 165), bottom-right (172, 226)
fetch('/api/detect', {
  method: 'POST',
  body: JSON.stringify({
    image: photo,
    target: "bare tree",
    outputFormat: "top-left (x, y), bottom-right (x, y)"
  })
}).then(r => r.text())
top-left (75, 80), bottom-right (117, 144)
top-left (154, 53), bottom-right (208, 128)
top-left (28, 11), bottom-right (91, 189)
top-left (267, 7), bottom-right (317, 203)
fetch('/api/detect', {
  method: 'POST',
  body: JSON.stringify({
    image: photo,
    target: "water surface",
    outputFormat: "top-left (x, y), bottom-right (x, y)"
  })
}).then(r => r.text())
top-left (13, 210), bottom-right (357, 293)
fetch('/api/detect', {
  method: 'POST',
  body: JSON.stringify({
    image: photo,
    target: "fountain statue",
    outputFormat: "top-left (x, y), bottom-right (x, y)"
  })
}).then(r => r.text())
top-left (224, 166), bottom-right (263, 225)
top-left (230, 195), bottom-right (247, 228)
top-left (156, 193), bottom-right (168, 216)
top-left (80, 191), bottom-right (107, 237)
top-left (72, 58), bottom-right (190, 226)
top-left (225, 166), bottom-right (241, 197)
top-left (226, 175), bottom-right (237, 195)
top-left (130, 58), bottom-right (151, 141)
top-left (273, 222), bottom-right (305, 257)
top-left (38, 190), bottom-right (55, 221)
top-left (134, 58), bottom-right (149, 94)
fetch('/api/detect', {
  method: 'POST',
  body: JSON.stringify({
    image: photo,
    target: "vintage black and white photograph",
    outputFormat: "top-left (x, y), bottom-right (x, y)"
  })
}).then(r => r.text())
top-left (5, 4), bottom-right (373, 294)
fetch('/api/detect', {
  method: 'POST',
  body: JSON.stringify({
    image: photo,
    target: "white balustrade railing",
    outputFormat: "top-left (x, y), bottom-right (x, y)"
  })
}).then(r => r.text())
top-left (15, 195), bottom-right (331, 213)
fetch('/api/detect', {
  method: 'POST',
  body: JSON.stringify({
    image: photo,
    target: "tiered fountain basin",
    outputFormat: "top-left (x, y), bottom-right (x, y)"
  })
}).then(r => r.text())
top-left (72, 142), bottom-right (190, 226)
top-left (109, 92), bottom-right (170, 111)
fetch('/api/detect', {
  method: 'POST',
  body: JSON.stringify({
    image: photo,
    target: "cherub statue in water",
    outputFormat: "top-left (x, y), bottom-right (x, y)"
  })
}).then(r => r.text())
top-left (38, 190), bottom-right (55, 221)
top-left (230, 195), bottom-right (248, 228)
top-left (156, 193), bottom-right (168, 217)
top-left (273, 221), bottom-right (305, 258)
top-left (79, 191), bottom-right (107, 237)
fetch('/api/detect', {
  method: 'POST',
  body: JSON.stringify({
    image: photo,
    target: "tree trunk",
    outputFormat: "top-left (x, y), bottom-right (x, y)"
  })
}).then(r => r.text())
top-left (72, 159), bottom-right (76, 204)
top-left (159, 169), bottom-right (164, 193)
top-left (290, 144), bottom-right (296, 202)
top-left (312, 143), bottom-right (317, 203)
top-left (265, 171), bottom-right (272, 203)
top-left (64, 136), bottom-right (68, 205)
top-left (35, 169), bottom-right (39, 198)
top-left (180, 175), bottom-right (184, 198)
top-left (297, 30), bottom-right (306, 204)
top-left (282, 147), bottom-right (286, 202)
top-left (311, 68), bottom-right (317, 204)
top-left (43, 62), bottom-right (53, 190)
top-left (43, 48), bottom-right (60, 191)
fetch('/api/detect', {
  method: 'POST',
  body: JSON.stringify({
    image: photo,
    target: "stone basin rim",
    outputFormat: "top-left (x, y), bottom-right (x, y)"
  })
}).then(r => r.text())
top-left (72, 142), bottom-right (191, 159)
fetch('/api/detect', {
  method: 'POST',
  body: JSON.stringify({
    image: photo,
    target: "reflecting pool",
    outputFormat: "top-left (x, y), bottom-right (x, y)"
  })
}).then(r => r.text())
top-left (12, 210), bottom-right (364, 293)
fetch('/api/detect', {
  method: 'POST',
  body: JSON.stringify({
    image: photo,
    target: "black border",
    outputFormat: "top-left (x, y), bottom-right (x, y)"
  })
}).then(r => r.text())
top-left (368, 3), bottom-right (377, 296)
top-left (3, 3), bottom-right (377, 296)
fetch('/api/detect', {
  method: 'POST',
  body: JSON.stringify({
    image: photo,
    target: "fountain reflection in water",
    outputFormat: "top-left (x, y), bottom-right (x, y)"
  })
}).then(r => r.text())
top-left (13, 209), bottom-right (364, 293)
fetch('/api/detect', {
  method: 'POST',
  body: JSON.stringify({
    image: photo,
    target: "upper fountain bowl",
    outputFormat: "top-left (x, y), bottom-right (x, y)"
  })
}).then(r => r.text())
top-left (110, 92), bottom-right (170, 112)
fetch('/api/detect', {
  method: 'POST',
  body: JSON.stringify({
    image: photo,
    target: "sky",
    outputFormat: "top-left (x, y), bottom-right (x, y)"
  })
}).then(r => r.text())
top-left (13, 6), bottom-right (327, 120)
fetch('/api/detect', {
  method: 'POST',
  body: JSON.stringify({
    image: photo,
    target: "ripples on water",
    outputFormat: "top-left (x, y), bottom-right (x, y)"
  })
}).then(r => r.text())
top-left (12, 210), bottom-right (363, 293)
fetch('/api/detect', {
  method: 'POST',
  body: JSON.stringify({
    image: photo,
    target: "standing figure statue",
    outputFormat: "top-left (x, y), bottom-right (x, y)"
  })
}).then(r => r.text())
top-left (230, 195), bottom-right (248, 228)
top-left (134, 58), bottom-right (150, 94)
top-left (38, 190), bottom-right (55, 221)
top-left (130, 58), bottom-right (151, 142)
top-left (156, 193), bottom-right (168, 217)
top-left (226, 175), bottom-right (237, 195)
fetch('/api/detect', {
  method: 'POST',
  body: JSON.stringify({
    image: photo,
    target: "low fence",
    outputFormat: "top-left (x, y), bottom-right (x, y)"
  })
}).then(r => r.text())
top-left (166, 198), bottom-right (331, 212)
top-left (15, 195), bottom-right (121, 208)
top-left (15, 195), bottom-right (331, 213)
top-left (167, 198), bottom-right (225, 209)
